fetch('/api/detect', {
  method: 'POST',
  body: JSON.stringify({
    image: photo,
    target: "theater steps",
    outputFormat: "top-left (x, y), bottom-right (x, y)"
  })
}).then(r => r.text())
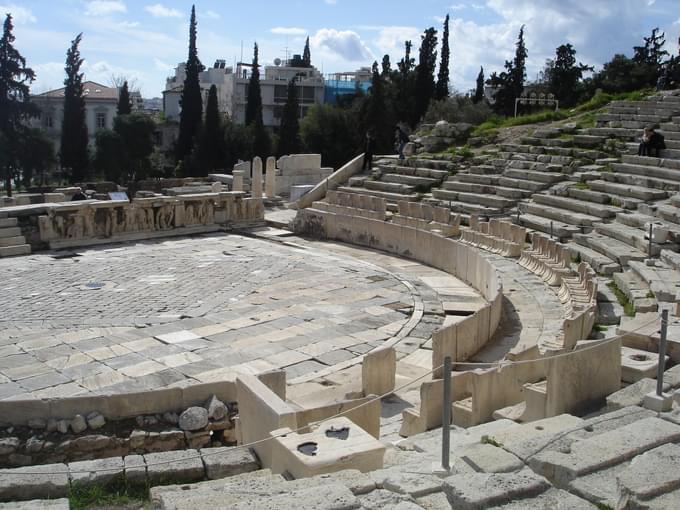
top-left (0, 216), bottom-right (30, 258)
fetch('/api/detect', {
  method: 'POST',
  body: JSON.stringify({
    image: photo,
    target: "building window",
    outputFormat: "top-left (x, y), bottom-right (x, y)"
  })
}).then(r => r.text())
top-left (153, 131), bottom-right (163, 146)
top-left (96, 112), bottom-right (106, 129)
top-left (273, 106), bottom-right (283, 119)
top-left (45, 115), bottom-right (53, 128)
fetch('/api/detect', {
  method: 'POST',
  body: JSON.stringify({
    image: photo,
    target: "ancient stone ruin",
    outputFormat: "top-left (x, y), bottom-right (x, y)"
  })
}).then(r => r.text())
top-left (2, 94), bottom-right (680, 509)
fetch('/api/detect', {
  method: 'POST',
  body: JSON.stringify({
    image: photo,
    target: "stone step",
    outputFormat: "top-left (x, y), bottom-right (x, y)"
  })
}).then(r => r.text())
top-left (532, 194), bottom-right (620, 218)
top-left (336, 186), bottom-right (419, 203)
top-left (457, 173), bottom-right (500, 186)
top-left (529, 417), bottom-right (680, 487)
top-left (0, 244), bottom-right (31, 257)
top-left (0, 236), bottom-right (27, 248)
top-left (654, 204), bottom-right (680, 224)
top-left (629, 260), bottom-right (680, 302)
top-left (428, 197), bottom-right (502, 216)
top-left (602, 171), bottom-right (680, 192)
top-left (588, 180), bottom-right (668, 201)
top-left (564, 243), bottom-right (621, 275)
top-left (597, 112), bottom-right (667, 124)
top-left (596, 118), bottom-right (660, 130)
top-left (441, 181), bottom-right (532, 199)
top-left (514, 213), bottom-right (581, 241)
top-left (499, 143), bottom-right (577, 159)
top-left (663, 138), bottom-right (680, 149)
top-left (608, 105), bottom-right (676, 117)
top-left (522, 202), bottom-right (600, 227)
top-left (520, 136), bottom-right (573, 147)
top-left (506, 159), bottom-right (572, 172)
top-left (403, 158), bottom-right (456, 171)
top-left (661, 249), bottom-right (680, 271)
top-left (573, 232), bottom-right (647, 266)
top-left (431, 189), bottom-right (514, 209)
top-left (621, 154), bottom-right (680, 170)
top-left (612, 161), bottom-right (680, 182)
top-left (594, 222), bottom-right (670, 256)
top-left (381, 173), bottom-right (439, 188)
top-left (378, 164), bottom-right (449, 180)
top-left (660, 121), bottom-right (680, 132)
top-left (0, 217), bottom-right (17, 228)
top-left (615, 211), bottom-right (680, 240)
top-left (497, 176), bottom-right (551, 192)
top-left (503, 169), bottom-right (566, 184)
top-left (586, 127), bottom-right (639, 139)
top-left (623, 143), bottom-right (680, 160)
top-left (572, 134), bottom-right (606, 148)
top-left (0, 226), bottom-right (21, 238)
top-left (468, 164), bottom-right (503, 175)
top-left (659, 129), bottom-right (680, 140)
top-left (364, 180), bottom-right (415, 194)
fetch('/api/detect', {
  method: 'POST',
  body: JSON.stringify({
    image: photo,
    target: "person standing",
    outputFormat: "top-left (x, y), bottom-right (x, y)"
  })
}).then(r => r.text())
top-left (395, 125), bottom-right (409, 160)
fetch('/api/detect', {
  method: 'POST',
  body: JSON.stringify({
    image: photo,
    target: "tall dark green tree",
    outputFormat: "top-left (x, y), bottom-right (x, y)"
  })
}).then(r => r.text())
top-left (473, 66), bottom-right (485, 104)
top-left (543, 44), bottom-right (593, 107)
top-left (633, 28), bottom-right (668, 87)
top-left (176, 5), bottom-right (204, 162)
top-left (194, 84), bottom-right (225, 174)
top-left (18, 128), bottom-right (53, 187)
top-left (435, 14), bottom-right (450, 100)
top-left (61, 33), bottom-right (89, 183)
top-left (362, 61), bottom-right (395, 153)
top-left (302, 36), bottom-right (311, 67)
top-left (491, 25), bottom-right (527, 116)
top-left (245, 42), bottom-right (263, 126)
top-left (413, 27), bottom-right (438, 125)
top-left (0, 14), bottom-right (36, 196)
top-left (117, 80), bottom-right (132, 115)
top-left (278, 78), bottom-right (301, 156)
top-left (381, 54), bottom-right (391, 77)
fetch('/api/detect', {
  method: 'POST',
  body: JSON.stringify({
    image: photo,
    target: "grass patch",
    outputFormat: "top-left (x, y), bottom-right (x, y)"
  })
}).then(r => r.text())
top-left (607, 281), bottom-right (636, 317)
top-left (646, 290), bottom-right (655, 299)
top-left (69, 482), bottom-right (149, 510)
top-left (593, 324), bottom-right (608, 332)
top-left (573, 182), bottom-right (590, 190)
top-left (471, 110), bottom-right (568, 137)
top-left (572, 89), bottom-right (654, 114)
top-left (575, 111), bottom-right (597, 129)
top-left (481, 436), bottom-right (503, 448)
top-left (436, 144), bottom-right (474, 159)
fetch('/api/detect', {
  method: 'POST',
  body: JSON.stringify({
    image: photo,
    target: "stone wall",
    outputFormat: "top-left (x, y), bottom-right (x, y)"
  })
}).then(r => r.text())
top-left (275, 154), bottom-right (333, 197)
top-left (3, 192), bottom-right (265, 250)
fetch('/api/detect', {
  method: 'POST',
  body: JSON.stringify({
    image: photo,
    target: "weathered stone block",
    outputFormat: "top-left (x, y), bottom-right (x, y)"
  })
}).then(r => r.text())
top-left (200, 447), bottom-right (259, 480)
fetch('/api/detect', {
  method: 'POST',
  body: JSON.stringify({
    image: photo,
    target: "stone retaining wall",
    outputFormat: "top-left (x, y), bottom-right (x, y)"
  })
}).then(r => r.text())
top-left (2, 192), bottom-right (264, 250)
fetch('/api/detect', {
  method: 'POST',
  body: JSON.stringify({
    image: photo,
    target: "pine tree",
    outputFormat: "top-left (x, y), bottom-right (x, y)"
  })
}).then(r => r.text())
top-left (117, 80), bottom-right (131, 115)
top-left (245, 42), bottom-right (263, 126)
top-left (61, 33), bottom-right (89, 183)
top-left (278, 78), bottom-right (301, 156)
top-left (302, 36), bottom-right (311, 67)
top-left (473, 66), bottom-right (485, 104)
top-left (395, 40), bottom-right (416, 126)
top-left (176, 5), bottom-right (204, 162)
top-left (0, 14), bottom-right (35, 196)
top-left (196, 84), bottom-right (225, 174)
top-left (413, 27), bottom-right (438, 125)
top-left (363, 61), bottom-right (395, 153)
top-left (492, 25), bottom-right (527, 116)
top-left (435, 14), bottom-right (450, 100)
top-left (544, 44), bottom-right (593, 107)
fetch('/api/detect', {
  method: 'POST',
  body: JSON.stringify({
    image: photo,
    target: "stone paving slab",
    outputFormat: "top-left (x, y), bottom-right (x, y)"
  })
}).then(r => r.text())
top-left (0, 232), bottom-right (473, 398)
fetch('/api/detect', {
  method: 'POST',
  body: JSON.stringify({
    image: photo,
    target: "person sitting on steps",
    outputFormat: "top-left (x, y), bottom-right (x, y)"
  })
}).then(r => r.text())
top-left (638, 125), bottom-right (666, 158)
top-left (363, 131), bottom-right (375, 171)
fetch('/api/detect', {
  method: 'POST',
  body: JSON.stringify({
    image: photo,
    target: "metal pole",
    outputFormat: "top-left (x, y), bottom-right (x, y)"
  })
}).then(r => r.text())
top-left (657, 309), bottom-right (669, 396)
top-left (441, 356), bottom-right (452, 472)
top-left (550, 221), bottom-right (554, 241)
top-left (648, 223), bottom-right (654, 259)
top-left (514, 98), bottom-right (519, 118)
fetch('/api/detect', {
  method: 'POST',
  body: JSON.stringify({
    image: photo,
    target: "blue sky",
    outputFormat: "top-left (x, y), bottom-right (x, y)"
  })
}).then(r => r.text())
top-left (5, 0), bottom-right (680, 98)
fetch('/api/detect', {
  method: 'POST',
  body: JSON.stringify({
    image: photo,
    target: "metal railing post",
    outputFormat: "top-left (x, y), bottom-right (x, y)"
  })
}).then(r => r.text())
top-left (441, 356), bottom-right (452, 471)
top-left (648, 223), bottom-right (654, 259)
top-left (657, 309), bottom-right (669, 396)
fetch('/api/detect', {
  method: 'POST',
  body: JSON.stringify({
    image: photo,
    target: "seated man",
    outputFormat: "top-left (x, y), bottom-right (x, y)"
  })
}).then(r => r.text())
top-left (638, 126), bottom-right (666, 157)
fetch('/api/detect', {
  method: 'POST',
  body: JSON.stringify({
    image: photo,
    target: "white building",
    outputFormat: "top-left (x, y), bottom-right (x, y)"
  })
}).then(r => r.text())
top-left (30, 81), bottom-right (120, 152)
top-left (163, 57), bottom-right (325, 130)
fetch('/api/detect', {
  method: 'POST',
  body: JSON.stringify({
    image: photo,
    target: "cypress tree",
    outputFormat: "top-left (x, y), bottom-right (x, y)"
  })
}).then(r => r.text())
top-left (302, 36), bottom-right (311, 67)
top-left (413, 27), bottom-right (438, 125)
top-left (117, 80), bottom-right (131, 115)
top-left (492, 25), bottom-right (527, 116)
top-left (197, 84), bottom-right (225, 174)
top-left (473, 66), bottom-right (485, 104)
top-left (278, 78), bottom-right (301, 156)
top-left (61, 33), bottom-right (89, 183)
top-left (0, 14), bottom-right (35, 196)
top-left (245, 42), bottom-right (263, 127)
top-left (176, 5), bottom-right (204, 162)
top-left (381, 55), bottom-right (391, 77)
top-left (435, 14), bottom-right (450, 100)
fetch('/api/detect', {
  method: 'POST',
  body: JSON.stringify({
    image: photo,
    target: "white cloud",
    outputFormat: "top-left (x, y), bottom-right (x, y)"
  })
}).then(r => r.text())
top-left (84, 0), bottom-right (127, 17)
top-left (154, 58), bottom-right (174, 72)
top-left (372, 26), bottom-right (423, 57)
top-left (311, 28), bottom-right (373, 62)
top-left (203, 10), bottom-right (220, 20)
top-left (325, 0), bottom-right (338, 4)
top-left (271, 27), bottom-right (307, 36)
top-left (450, 3), bottom-right (466, 10)
top-left (144, 3), bottom-right (182, 18)
top-left (0, 4), bottom-right (36, 23)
